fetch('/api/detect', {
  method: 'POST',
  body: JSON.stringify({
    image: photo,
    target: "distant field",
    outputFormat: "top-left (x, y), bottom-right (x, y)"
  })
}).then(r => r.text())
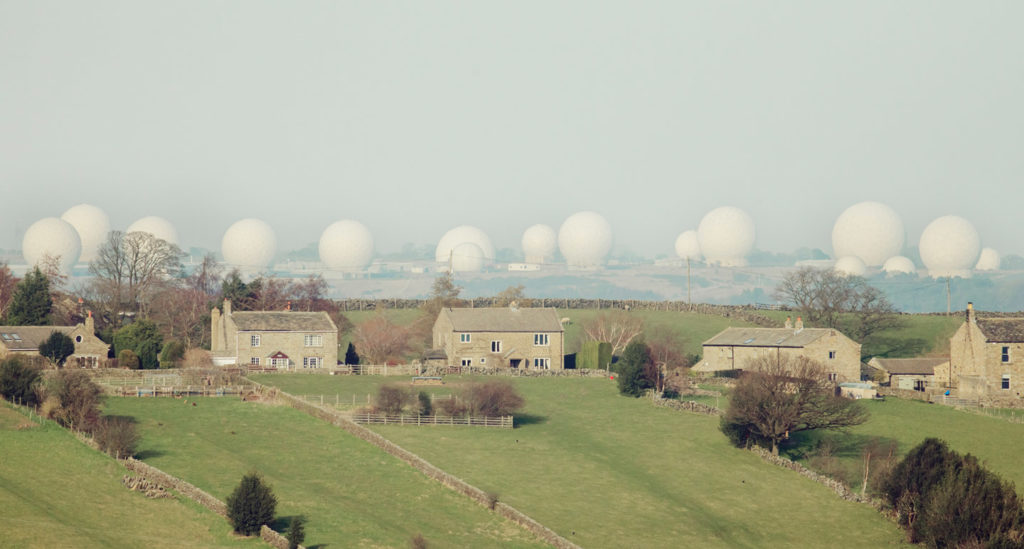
top-left (254, 374), bottom-right (904, 548)
top-left (0, 404), bottom-right (256, 549)
top-left (103, 397), bottom-right (547, 549)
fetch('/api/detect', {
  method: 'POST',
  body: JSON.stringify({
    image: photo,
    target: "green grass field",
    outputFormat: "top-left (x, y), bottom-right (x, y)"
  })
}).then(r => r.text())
top-left (254, 374), bottom-right (905, 547)
top-left (0, 404), bottom-right (258, 549)
top-left (791, 398), bottom-right (1024, 491)
top-left (102, 397), bottom-right (548, 549)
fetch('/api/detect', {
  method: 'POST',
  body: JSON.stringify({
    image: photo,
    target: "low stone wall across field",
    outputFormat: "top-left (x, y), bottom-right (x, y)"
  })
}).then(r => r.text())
top-left (122, 458), bottom-right (227, 516)
top-left (252, 382), bottom-right (580, 549)
top-left (747, 446), bottom-right (883, 509)
top-left (651, 397), bottom-right (723, 416)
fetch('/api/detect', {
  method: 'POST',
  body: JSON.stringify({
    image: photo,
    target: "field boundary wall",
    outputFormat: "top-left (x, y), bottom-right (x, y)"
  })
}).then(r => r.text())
top-left (248, 381), bottom-right (581, 549)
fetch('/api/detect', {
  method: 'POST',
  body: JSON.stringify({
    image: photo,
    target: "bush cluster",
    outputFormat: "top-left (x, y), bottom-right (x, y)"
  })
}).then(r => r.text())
top-left (883, 438), bottom-right (1024, 547)
top-left (373, 381), bottom-right (524, 417)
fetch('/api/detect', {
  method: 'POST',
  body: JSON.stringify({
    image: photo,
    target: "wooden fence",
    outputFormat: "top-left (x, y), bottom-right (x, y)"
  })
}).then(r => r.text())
top-left (350, 413), bottom-right (512, 428)
top-left (102, 385), bottom-right (249, 398)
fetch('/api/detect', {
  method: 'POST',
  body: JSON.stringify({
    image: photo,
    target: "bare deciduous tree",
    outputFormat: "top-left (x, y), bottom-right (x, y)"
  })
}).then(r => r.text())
top-left (89, 231), bottom-right (185, 322)
top-left (580, 310), bottom-right (644, 356)
top-left (721, 355), bottom-right (868, 455)
top-left (0, 262), bottom-right (19, 320)
top-left (774, 267), bottom-right (902, 341)
top-left (352, 315), bottom-right (411, 365)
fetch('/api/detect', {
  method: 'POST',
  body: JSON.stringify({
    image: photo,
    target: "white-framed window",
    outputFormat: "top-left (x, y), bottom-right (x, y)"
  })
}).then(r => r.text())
top-left (460, 358), bottom-right (473, 366)
top-left (1003, 346), bottom-right (1011, 363)
top-left (270, 357), bottom-right (288, 367)
top-left (303, 356), bottom-right (322, 368)
top-left (75, 335), bottom-right (83, 343)
top-left (480, 357), bottom-right (487, 364)
top-left (1003, 375), bottom-right (1011, 390)
top-left (304, 334), bottom-right (323, 347)
top-left (534, 334), bottom-right (549, 346)
top-left (827, 372), bottom-right (838, 382)
top-left (251, 334), bottom-right (261, 347)
top-left (533, 358), bottom-right (550, 369)
top-left (250, 357), bottom-right (260, 365)
top-left (828, 351), bottom-right (836, 360)
top-left (491, 340), bottom-right (502, 353)
top-left (460, 333), bottom-right (471, 343)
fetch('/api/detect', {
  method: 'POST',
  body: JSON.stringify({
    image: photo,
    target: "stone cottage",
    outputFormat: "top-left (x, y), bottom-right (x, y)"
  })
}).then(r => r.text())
top-left (949, 302), bottom-right (1024, 401)
top-left (0, 313), bottom-right (109, 367)
top-left (432, 305), bottom-right (564, 370)
top-left (210, 299), bottom-right (338, 369)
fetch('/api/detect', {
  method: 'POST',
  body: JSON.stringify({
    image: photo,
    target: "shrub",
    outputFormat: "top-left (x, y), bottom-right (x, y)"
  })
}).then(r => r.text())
top-left (435, 397), bottom-right (467, 417)
top-left (0, 356), bottom-right (42, 406)
top-left (616, 341), bottom-right (657, 397)
top-left (344, 342), bottom-right (360, 365)
top-left (118, 349), bottom-right (140, 370)
top-left (52, 370), bottom-right (102, 432)
top-left (226, 472), bottom-right (277, 536)
top-left (376, 384), bottom-right (413, 415)
top-left (417, 391), bottom-right (432, 416)
top-left (94, 415), bottom-right (139, 459)
top-left (182, 348), bottom-right (213, 368)
top-left (463, 381), bottom-right (524, 416)
top-left (287, 515), bottom-right (306, 549)
top-left (159, 340), bottom-right (185, 367)
top-left (113, 320), bottom-right (163, 369)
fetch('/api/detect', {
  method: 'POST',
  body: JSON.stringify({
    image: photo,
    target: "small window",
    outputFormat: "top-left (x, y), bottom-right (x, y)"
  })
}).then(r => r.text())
top-left (827, 373), bottom-right (838, 382)
top-left (533, 358), bottom-right (550, 370)
top-left (460, 358), bottom-right (473, 366)
top-left (460, 333), bottom-right (471, 343)
top-left (828, 351), bottom-right (837, 360)
top-left (1003, 375), bottom-right (1011, 390)
top-left (303, 357), bottom-right (322, 368)
top-left (75, 335), bottom-right (83, 343)
top-left (251, 334), bottom-right (261, 347)
top-left (491, 341), bottom-right (502, 353)
top-left (480, 357), bottom-right (486, 364)
top-left (534, 334), bottom-right (550, 346)
top-left (250, 357), bottom-right (260, 365)
top-left (304, 334), bottom-right (323, 347)
top-left (1002, 346), bottom-right (1011, 363)
top-left (914, 380), bottom-right (926, 392)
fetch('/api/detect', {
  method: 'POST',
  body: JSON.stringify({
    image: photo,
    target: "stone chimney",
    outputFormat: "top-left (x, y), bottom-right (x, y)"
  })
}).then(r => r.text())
top-left (211, 306), bottom-right (221, 352)
top-left (795, 316), bottom-right (804, 332)
top-left (967, 301), bottom-right (974, 323)
top-left (85, 310), bottom-right (95, 335)
top-left (784, 316), bottom-right (792, 329)
top-left (285, 301), bottom-right (292, 311)
top-left (223, 298), bottom-right (232, 315)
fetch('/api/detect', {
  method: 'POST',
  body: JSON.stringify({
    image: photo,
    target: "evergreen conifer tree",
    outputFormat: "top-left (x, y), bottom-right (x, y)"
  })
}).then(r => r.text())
top-left (6, 267), bottom-right (51, 325)
top-left (226, 472), bottom-right (277, 536)
top-left (345, 342), bottom-right (360, 365)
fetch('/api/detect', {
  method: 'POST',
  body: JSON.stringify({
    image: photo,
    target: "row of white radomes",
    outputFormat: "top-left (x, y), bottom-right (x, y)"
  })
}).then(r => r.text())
top-left (673, 201), bottom-right (999, 278)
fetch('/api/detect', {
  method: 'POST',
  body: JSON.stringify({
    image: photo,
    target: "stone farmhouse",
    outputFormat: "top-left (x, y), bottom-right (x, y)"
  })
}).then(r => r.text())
top-left (695, 318), bottom-right (861, 382)
top-left (210, 299), bottom-right (338, 369)
top-left (0, 314), bottom-right (109, 367)
top-left (432, 305), bottom-right (564, 370)
top-left (950, 302), bottom-right (1024, 401)
top-left (867, 357), bottom-right (948, 391)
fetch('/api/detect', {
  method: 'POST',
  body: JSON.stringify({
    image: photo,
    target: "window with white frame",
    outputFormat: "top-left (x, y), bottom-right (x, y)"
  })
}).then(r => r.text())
top-left (460, 358), bottom-right (473, 366)
top-left (828, 350), bottom-right (836, 360)
top-left (827, 372), bottom-right (838, 382)
top-left (250, 357), bottom-right (260, 365)
top-left (303, 356), bottom-right (322, 368)
top-left (251, 334), bottom-right (261, 347)
top-left (270, 357), bottom-right (288, 367)
top-left (460, 333), bottom-right (471, 343)
top-left (304, 334), bottom-right (323, 347)
top-left (533, 358), bottom-right (550, 369)
top-left (1003, 375), bottom-right (1011, 390)
top-left (534, 333), bottom-right (549, 346)
top-left (480, 357), bottom-right (486, 364)
top-left (491, 340), bottom-right (502, 353)
top-left (1003, 346), bottom-right (1011, 363)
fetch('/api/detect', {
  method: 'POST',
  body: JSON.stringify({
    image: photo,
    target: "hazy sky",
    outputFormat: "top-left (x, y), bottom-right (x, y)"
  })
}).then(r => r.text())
top-left (2, 2), bottom-right (1022, 259)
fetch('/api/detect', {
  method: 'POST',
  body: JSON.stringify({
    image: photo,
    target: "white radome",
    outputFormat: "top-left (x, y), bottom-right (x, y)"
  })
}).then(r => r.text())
top-left (558, 211), bottom-right (613, 268)
top-left (319, 220), bottom-right (374, 271)
top-left (674, 230), bottom-right (701, 261)
top-left (435, 226), bottom-right (495, 264)
top-left (127, 216), bottom-right (179, 246)
top-left (22, 217), bottom-right (82, 274)
top-left (882, 256), bottom-right (916, 275)
top-left (697, 206), bottom-right (755, 267)
top-left (522, 224), bottom-right (557, 264)
top-left (221, 218), bottom-right (277, 268)
top-left (450, 242), bottom-right (485, 272)
top-left (976, 248), bottom-right (1001, 271)
top-left (834, 256), bottom-right (867, 277)
top-left (919, 215), bottom-right (981, 278)
top-left (60, 204), bottom-right (110, 263)
top-left (832, 201), bottom-right (905, 266)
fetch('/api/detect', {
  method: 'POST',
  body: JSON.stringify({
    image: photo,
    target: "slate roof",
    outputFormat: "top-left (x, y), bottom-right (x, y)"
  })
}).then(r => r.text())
top-left (976, 318), bottom-right (1024, 343)
top-left (230, 311), bottom-right (336, 332)
top-left (0, 326), bottom-right (77, 351)
top-left (702, 327), bottom-right (839, 348)
top-left (442, 307), bottom-right (563, 333)
top-left (872, 357), bottom-right (947, 376)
